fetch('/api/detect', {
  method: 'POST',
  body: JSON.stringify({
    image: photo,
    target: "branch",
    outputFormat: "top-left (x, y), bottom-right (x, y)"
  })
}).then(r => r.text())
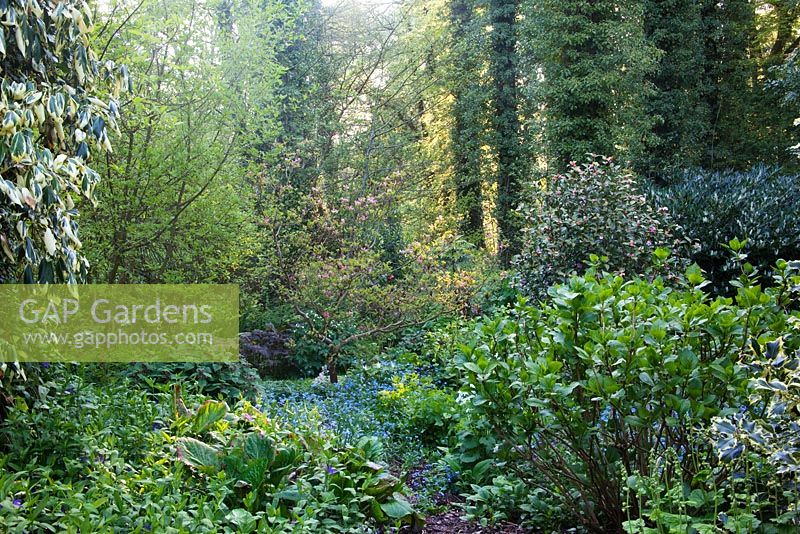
top-left (99, 0), bottom-right (146, 62)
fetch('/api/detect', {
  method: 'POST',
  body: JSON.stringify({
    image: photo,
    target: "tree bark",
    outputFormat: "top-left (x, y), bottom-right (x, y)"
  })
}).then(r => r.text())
top-left (450, 0), bottom-right (485, 248)
top-left (489, 0), bottom-right (523, 264)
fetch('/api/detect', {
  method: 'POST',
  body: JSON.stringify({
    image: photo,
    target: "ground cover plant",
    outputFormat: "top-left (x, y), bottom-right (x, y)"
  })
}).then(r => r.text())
top-left (0, 366), bottom-right (425, 532)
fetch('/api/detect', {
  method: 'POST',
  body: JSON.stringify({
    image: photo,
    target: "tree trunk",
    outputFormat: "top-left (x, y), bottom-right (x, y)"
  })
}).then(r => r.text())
top-left (450, 0), bottom-right (485, 248)
top-left (327, 353), bottom-right (339, 384)
top-left (489, 0), bottom-right (523, 264)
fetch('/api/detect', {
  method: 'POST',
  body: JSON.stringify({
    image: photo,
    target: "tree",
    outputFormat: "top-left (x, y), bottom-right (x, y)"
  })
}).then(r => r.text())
top-left (524, 0), bottom-right (657, 169)
top-left (268, 0), bottom-right (334, 196)
top-left (83, 0), bottom-right (289, 283)
top-left (700, 0), bottom-right (758, 169)
top-left (489, 0), bottom-right (524, 263)
top-left (710, 0), bottom-right (800, 170)
top-left (0, 0), bottom-right (128, 283)
top-left (449, 0), bottom-right (486, 248)
top-left (636, 0), bottom-right (800, 174)
top-left (250, 0), bottom-right (489, 379)
top-left (264, 180), bottom-right (459, 383)
top-left (639, 0), bottom-right (709, 176)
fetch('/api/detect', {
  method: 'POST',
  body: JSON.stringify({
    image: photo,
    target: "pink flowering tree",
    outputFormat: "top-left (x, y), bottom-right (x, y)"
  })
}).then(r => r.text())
top-left (262, 174), bottom-right (479, 382)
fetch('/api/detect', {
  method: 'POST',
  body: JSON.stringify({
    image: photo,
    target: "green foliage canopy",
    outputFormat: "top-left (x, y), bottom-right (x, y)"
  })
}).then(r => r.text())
top-left (0, 0), bottom-right (128, 283)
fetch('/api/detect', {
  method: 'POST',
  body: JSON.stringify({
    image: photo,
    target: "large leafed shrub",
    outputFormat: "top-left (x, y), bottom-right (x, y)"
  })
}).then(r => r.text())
top-left (455, 258), bottom-right (800, 530)
top-left (650, 165), bottom-right (800, 292)
top-left (514, 156), bottom-right (691, 294)
top-left (714, 332), bottom-right (800, 475)
top-left (0, 0), bottom-right (128, 284)
top-left (0, 0), bottom-right (128, 416)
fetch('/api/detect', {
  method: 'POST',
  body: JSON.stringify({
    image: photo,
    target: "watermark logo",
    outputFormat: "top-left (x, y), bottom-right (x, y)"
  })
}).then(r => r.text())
top-left (0, 285), bottom-right (239, 362)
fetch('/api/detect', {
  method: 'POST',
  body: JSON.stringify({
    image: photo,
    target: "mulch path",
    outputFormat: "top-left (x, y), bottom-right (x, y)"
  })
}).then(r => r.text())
top-left (421, 510), bottom-right (528, 533)
top-left (399, 462), bottom-right (529, 533)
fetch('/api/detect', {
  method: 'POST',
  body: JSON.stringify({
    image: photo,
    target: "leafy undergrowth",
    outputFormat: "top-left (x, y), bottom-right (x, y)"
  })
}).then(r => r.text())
top-left (5, 254), bottom-right (798, 533)
top-left (0, 364), bottom-right (434, 533)
top-left (260, 360), bottom-right (464, 511)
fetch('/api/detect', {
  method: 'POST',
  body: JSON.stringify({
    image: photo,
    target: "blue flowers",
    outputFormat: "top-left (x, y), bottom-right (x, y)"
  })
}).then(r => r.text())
top-left (12, 498), bottom-right (22, 508)
top-left (259, 363), bottom-right (421, 453)
top-left (326, 465), bottom-right (338, 475)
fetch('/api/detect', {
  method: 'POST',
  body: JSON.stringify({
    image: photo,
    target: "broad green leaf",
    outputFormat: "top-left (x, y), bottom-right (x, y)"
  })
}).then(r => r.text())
top-left (177, 437), bottom-right (221, 471)
top-left (380, 494), bottom-right (414, 519)
top-left (191, 399), bottom-right (227, 434)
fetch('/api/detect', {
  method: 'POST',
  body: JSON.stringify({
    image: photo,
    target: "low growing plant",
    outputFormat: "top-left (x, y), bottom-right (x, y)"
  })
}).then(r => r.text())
top-left (623, 446), bottom-right (777, 533)
top-left (376, 372), bottom-right (458, 445)
top-left (0, 369), bottom-right (426, 532)
top-left (120, 360), bottom-right (264, 400)
top-left (173, 397), bottom-right (423, 531)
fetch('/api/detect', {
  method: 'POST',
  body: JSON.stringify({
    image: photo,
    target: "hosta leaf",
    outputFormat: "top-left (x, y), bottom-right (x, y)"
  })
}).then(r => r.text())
top-left (379, 494), bottom-right (414, 519)
top-left (364, 472), bottom-right (399, 498)
top-left (224, 456), bottom-right (270, 489)
top-left (271, 447), bottom-right (299, 473)
top-left (242, 432), bottom-right (274, 462)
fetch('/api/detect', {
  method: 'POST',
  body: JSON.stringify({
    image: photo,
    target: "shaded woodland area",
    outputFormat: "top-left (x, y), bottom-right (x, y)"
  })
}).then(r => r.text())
top-left (0, 0), bottom-right (800, 531)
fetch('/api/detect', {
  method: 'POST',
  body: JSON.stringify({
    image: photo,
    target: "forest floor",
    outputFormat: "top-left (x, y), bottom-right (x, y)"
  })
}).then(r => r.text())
top-left (405, 465), bottom-right (526, 533)
top-left (262, 372), bottom-right (529, 532)
top-left (421, 511), bottom-right (526, 533)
